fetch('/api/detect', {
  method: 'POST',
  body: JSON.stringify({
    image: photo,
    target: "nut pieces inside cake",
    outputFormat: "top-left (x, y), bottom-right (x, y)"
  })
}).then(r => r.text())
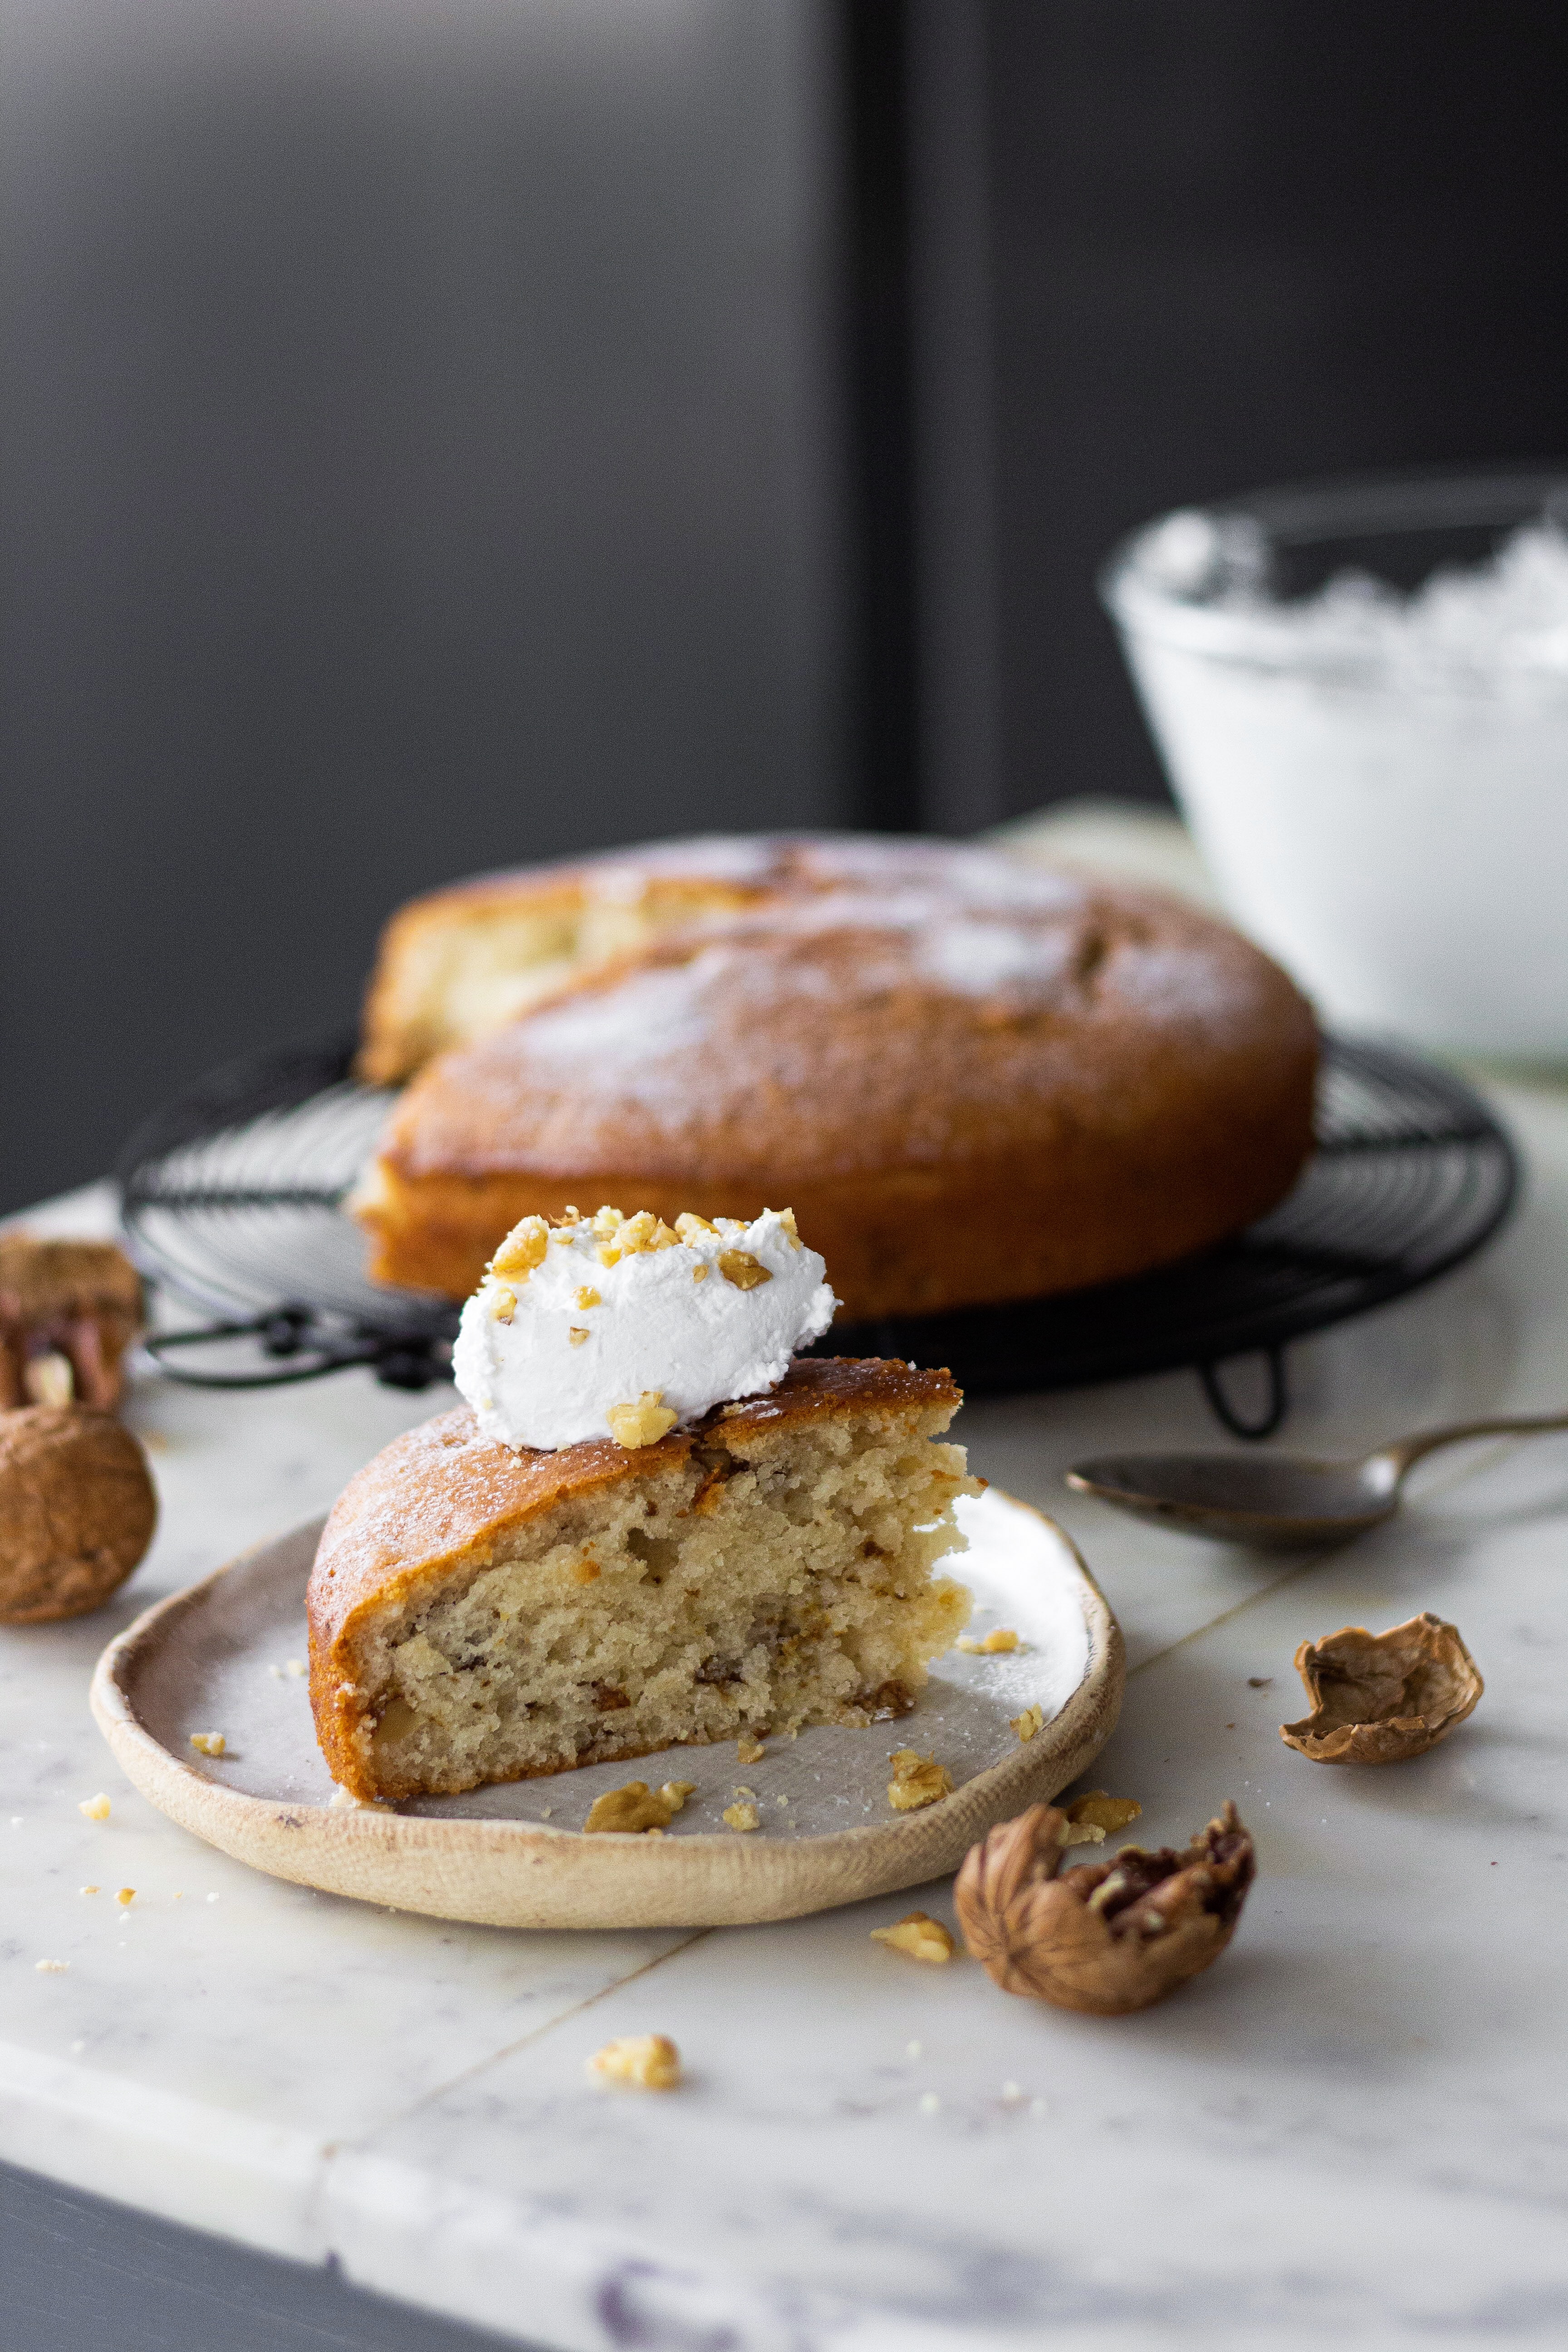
top-left (954, 1800), bottom-right (1254, 2015)
top-left (1280, 1612), bottom-right (1483, 1764)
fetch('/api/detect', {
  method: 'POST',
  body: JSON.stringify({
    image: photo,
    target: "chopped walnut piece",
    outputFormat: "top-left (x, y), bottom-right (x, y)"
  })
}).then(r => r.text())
top-left (772, 1208), bottom-right (804, 1250)
top-left (568, 1328), bottom-right (590, 1348)
top-left (675, 1213), bottom-right (718, 1242)
top-left (0, 1235), bottom-right (143, 1411)
top-left (490, 1217), bottom-right (549, 1281)
top-left (957, 1628), bottom-right (1020, 1655)
top-left (1065, 1792), bottom-right (1142, 1838)
top-left (887, 1749), bottom-right (953, 1812)
top-left (606, 1392), bottom-right (679, 1448)
top-left (736, 1736), bottom-right (765, 1764)
top-left (658, 1781), bottom-right (696, 1814)
top-left (717, 1250), bottom-right (771, 1291)
top-left (1010, 1705), bottom-right (1045, 1744)
top-left (722, 1801), bottom-right (760, 1831)
top-left (583, 1781), bottom-right (686, 1834)
top-left (574, 1287), bottom-right (601, 1310)
top-left (189, 1732), bottom-right (226, 1758)
top-left (490, 1286), bottom-right (516, 1326)
top-left (588, 2034), bottom-right (681, 2090)
top-left (115, 1887), bottom-right (135, 1906)
top-left (870, 1911), bottom-right (955, 1964)
top-left (955, 1800), bottom-right (1255, 2015)
top-left (1280, 1612), bottom-right (1483, 1764)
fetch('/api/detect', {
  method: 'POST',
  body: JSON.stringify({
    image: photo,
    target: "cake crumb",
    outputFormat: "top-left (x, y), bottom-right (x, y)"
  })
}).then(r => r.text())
top-left (870, 1911), bottom-right (955, 1964)
top-left (1000, 2080), bottom-right (1024, 2104)
top-left (35, 1959), bottom-right (69, 1974)
top-left (722, 1801), bottom-right (760, 1832)
top-left (956, 1627), bottom-right (1021, 1655)
top-left (588, 2034), bottom-right (681, 2091)
top-left (887, 1749), bottom-right (953, 1812)
top-left (918, 2091), bottom-right (941, 2116)
top-left (116, 1887), bottom-right (135, 1906)
top-left (658, 1781), bottom-right (696, 1815)
top-left (78, 1794), bottom-right (111, 1822)
top-left (1011, 1705), bottom-right (1045, 1744)
top-left (80, 1885), bottom-right (98, 1896)
top-left (189, 1732), bottom-right (226, 1757)
top-left (737, 1736), bottom-right (766, 1765)
top-left (606, 1392), bottom-right (679, 1449)
top-left (284, 1659), bottom-right (306, 1677)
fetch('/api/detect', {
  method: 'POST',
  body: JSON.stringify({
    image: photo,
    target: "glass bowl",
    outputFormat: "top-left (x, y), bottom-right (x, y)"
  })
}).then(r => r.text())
top-left (1102, 470), bottom-right (1568, 1060)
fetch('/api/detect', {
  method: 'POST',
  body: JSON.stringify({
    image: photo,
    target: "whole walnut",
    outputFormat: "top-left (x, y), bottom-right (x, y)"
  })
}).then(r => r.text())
top-left (0, 1407), bottom-right (157, 1624)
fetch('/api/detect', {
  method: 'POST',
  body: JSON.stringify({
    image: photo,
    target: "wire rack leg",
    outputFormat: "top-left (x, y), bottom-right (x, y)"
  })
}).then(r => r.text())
top-left (1199, 1348), bottom-right (1290, 1441)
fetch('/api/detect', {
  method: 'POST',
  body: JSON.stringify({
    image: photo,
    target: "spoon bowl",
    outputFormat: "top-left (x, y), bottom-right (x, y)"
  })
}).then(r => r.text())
top-left (1065, 1407), bottom-right (1568, 1547)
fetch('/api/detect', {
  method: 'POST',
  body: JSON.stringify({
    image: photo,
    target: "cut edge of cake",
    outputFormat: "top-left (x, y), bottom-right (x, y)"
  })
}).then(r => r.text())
top-left (308, 1358), bottom-right (978, 1803)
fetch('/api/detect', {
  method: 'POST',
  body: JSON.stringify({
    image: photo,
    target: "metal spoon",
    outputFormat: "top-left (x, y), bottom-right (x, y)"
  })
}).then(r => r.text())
top-left (1064, 1408), bottom-right (1568, 1548)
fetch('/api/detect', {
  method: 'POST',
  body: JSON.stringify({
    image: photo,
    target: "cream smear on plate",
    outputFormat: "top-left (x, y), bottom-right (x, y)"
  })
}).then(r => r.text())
top-left (452, 1206), bottom-right (836, 1453)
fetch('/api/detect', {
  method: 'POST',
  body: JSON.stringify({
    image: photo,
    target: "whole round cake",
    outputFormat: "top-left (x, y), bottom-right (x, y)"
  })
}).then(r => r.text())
top-left (354, 834), bottom-right (1319, 1323)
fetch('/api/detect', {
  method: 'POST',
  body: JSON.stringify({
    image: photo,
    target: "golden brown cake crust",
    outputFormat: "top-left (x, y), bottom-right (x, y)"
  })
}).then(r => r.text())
top-left (358, 866), bottom-right (1318, 1320)
top-left (306, 1357), bottom-right (960, 1792)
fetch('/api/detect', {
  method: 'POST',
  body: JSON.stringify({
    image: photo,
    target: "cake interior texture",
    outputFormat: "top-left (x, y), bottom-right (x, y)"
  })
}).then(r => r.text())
top-left (328, 1391), bottom-right (975, 1802)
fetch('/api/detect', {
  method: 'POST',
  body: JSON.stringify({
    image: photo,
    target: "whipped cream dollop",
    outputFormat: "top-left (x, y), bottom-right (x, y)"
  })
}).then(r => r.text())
top-left (451, 1206), bottom-right (837, 1452)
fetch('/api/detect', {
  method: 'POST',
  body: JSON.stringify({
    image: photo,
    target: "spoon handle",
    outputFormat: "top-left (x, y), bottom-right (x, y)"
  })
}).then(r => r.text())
top-left (1382, 1407), bottom-right (1568, 1478)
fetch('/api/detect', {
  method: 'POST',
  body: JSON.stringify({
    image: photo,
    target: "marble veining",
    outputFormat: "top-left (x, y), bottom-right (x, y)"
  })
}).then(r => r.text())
top-left (5, 1089), bottom-right (1568, 2347)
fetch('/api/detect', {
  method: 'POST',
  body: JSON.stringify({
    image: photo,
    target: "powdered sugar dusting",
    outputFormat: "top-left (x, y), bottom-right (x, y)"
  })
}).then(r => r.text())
top-left (916, 920), bottom-right (1078, 997)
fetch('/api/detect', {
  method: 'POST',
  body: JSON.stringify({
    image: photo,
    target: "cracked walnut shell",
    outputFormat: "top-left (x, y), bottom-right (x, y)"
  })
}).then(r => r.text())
top-left (0, 1235), bottom-right (143, 1412)
top-left (954, 1800), bottom-right (1254, 2015)
top-left (0, 1407), bottom-right (157, 1625)
top-left (1280, 1612), bottom-right (1482, 1764)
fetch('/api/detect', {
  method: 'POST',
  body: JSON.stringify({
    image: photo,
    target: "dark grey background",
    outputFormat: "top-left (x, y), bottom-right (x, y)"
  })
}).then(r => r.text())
top-left (2, 0), bottom-right (850, 1213)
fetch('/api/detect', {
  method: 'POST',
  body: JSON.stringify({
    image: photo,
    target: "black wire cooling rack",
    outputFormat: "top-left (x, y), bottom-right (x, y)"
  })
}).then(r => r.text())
top-left (116, 1032), bottom-right (1519, 1436)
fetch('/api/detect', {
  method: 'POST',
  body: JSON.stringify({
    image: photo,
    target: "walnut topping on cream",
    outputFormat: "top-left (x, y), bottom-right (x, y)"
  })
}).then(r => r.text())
top-left (452, 1206), bottom-right (836, 1452)
top-left (606, 1393), bottom-right (679, 1449)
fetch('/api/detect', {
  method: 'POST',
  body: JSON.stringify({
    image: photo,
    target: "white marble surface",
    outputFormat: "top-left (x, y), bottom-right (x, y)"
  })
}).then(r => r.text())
top-left (5, 1086), bottom-right (1568, 2348)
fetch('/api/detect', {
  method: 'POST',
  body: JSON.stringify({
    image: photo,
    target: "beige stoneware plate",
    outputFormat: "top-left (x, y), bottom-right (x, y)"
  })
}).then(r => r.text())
top-left (90, 1489), bottom-right (1123, 1930)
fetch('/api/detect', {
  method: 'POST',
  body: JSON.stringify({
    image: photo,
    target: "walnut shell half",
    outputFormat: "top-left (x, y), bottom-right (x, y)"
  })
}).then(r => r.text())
top-left (0, 1235), bottom-right (143, 1411)
top-left (954, 1800), bottom-right (1254, 2016)
top-left (0, 1406), bottom-right (157, 1624)
top-left (1280, 1611), bottom-right (1482, 1764)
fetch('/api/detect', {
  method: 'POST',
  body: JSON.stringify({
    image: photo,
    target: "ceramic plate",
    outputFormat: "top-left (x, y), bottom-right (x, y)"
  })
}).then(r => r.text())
top-left (90, 1489), bottom-right (1124, 1930)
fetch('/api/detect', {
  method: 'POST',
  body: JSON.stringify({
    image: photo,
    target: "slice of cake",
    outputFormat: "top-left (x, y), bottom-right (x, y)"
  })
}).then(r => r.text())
top-left (308, 1209), bottom-right (976, 1800)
